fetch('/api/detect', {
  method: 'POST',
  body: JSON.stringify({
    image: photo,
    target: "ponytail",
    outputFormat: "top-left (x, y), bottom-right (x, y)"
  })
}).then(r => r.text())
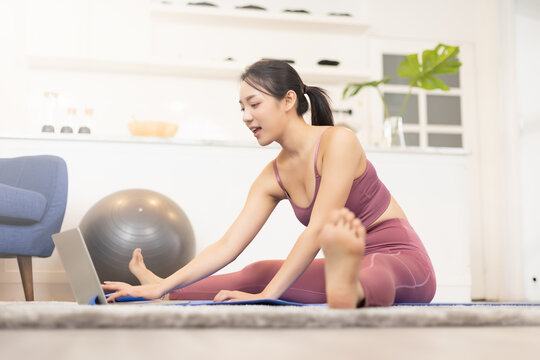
top-left (241, 60), bottom-right (334, 126)
top-left (304, 85), bottom-right (334, 126)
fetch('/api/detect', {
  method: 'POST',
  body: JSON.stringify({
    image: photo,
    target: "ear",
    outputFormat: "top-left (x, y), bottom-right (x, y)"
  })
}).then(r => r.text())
top-left (282, 90), bottom-right (297, 112)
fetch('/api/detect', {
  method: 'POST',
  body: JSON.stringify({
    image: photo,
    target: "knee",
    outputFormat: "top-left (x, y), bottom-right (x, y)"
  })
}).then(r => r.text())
top-left (418, 269), bottom-right (437, 303)
top-left (403, 256), bottom-right (437, 303)
top-left (240, 260), bottom-right (280, 283)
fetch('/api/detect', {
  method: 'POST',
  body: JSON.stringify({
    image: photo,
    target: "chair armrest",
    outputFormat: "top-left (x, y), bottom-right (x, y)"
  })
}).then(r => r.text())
top-left (0, 183), bottom-right (48, 225)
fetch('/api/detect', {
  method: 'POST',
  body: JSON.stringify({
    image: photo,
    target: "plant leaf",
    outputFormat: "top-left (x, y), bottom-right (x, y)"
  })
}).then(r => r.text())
top-left (397, 54), bottom-right (421, 78)
top-left (422, 44), bottom-right (460, 75)
top-left (433, 59), bottom-right (462, 74)
top-left (398, 44), bottom-right (462, 91)
top-left (342, 76), bottom-right (391, 99)
top-left (411, 74), bottom-right (449, 91)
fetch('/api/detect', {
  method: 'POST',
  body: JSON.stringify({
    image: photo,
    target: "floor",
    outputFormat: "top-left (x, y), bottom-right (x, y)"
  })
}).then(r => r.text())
top-left (2, 327), bottom-right (540, 359)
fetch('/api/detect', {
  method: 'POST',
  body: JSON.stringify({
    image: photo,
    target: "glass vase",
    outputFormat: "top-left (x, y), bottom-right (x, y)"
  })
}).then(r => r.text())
top-left (383, 116), bottom-right (406, 148)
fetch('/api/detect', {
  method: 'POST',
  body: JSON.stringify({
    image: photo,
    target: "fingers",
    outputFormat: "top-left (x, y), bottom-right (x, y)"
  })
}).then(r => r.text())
top-left (102, 281), bottom-right (131, 303)
top-left (106, 289), bottom-right (129, 303)
top-left (103, 287), bottom-right (127, 302)
top-left (101, 281), bottom-right (129, 290)
top-left (214, 290), bottom-right (238, 303)
top-left (214, 290), bottom-right (230, 302)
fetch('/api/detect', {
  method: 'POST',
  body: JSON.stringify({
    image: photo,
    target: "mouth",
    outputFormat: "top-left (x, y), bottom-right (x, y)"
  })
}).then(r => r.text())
top-left (250, 127), bottom-right (262, 136)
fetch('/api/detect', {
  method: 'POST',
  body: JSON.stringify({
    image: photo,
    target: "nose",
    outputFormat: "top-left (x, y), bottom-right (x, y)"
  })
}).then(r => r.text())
top-left (242, 108), bottom-right (253, 123)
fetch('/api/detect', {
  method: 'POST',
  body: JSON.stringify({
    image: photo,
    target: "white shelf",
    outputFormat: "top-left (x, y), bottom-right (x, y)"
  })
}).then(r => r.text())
top-left (26, 55), bottom-right (371, 83)
top-left (150, 3), bottom-right (371, 34)
top-left (0, 133), bottom-right (471, 155)
top-left (27, 55), bottom-right (241, 79)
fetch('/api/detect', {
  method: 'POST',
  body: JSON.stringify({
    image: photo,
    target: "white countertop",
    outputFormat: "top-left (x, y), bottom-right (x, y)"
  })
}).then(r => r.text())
top-left (0, 132), bottom-right (472, 156)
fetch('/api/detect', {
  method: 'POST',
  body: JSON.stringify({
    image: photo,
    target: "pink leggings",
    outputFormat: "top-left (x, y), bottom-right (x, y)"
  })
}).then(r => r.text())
top-left (169, 218), bottom-right (436, 307)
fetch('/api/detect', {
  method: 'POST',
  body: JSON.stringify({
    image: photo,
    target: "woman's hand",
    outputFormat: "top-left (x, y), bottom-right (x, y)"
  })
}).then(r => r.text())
top-left (213, 290), bottom-right (267, 303)
top-left (101, 282), bottom-right (164, 303)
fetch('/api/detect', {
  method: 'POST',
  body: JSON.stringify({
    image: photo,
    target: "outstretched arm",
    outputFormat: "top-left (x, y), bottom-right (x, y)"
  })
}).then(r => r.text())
top-left (102, 162), bottom-right (283, 302)
top-left (215, 128), bottom-right (364, 302)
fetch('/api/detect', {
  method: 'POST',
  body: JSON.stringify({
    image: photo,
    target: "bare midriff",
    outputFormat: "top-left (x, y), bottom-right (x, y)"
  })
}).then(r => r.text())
top-left (365, 196), bottom-right (408, 230)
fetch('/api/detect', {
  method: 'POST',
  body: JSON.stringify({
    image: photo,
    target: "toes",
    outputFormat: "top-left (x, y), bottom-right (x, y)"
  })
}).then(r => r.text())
top-left (335, 208), bottom-right (349, 226)
top-left (338, 208), bottom-right (351, 218)
top-left (336, 208), bottom-right (354, 229)
top-left (352, 219), bottom-right (366, 238)
top-left (130, 249), bottom-right (144, 269)
top-left (344, 212), bottom-right (355, 228)
top-left (328, 209), bottom-right (342, 226)
top-left (355, 226), bottom-right (366, 239)
top-left (328, 209), bottom-right (361, 231)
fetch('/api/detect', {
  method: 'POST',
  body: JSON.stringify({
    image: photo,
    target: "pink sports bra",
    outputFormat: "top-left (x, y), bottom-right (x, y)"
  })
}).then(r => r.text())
top-left (272, 128), bottom-right (391, 227)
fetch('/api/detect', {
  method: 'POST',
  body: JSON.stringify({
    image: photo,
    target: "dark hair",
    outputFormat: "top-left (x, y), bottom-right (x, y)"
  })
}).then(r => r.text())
top-left (240, 60), bottom-right (334, 126)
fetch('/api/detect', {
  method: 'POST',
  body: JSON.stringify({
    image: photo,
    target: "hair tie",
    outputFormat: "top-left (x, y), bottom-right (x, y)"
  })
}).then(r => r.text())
top-left (304, 85), bottom-right (309, 94)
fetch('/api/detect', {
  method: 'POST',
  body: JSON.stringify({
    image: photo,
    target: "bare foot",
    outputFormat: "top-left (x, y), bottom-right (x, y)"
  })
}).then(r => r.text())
top-left (320, 208), bottom-right (366, 309)
top-left (129, 248), bottom-right (163, 285)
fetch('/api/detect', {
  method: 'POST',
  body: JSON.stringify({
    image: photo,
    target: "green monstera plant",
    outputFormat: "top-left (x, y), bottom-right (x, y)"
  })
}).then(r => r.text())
top-left (343, 44), bottom-right (462, 119)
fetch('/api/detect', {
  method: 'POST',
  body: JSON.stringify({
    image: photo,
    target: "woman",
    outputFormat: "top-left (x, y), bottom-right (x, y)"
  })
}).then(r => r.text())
top-left (103, 60), bottom-right (436, 308)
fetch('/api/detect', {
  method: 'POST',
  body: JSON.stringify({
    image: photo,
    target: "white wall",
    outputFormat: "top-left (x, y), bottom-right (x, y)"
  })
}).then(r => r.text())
top-left (516, 0), bottom-right (540, 300)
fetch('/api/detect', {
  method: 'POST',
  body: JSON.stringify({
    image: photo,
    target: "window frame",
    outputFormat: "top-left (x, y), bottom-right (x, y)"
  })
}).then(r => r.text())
top-left (367, 38), bottom-right (476, 150)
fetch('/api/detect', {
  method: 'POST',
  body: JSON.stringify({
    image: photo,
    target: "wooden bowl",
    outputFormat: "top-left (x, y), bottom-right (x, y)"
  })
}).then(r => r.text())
top-left (128, 121), bottom-right (178, 138)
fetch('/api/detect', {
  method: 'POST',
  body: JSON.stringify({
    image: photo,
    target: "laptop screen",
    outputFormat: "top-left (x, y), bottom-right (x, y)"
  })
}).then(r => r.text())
top-left (52, 228), bottom-right (108, 305)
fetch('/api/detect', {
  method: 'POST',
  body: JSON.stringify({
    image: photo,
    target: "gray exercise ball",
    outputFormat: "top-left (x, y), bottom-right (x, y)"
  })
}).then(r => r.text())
top-left (79, 189), bottom-right (195, 285)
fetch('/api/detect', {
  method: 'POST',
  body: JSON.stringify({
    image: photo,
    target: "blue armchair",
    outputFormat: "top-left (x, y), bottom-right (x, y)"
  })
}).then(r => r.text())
top-left (0, 155), bottom-right (68, 301)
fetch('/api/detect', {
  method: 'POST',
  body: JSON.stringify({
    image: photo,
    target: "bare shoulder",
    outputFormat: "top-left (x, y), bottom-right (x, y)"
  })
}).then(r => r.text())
top-left (249, 160), bottom-right (287, 202)
top-left (315, 126), bottom-right (366, 178)
top-left (321, 126), bottom-right (364, 155)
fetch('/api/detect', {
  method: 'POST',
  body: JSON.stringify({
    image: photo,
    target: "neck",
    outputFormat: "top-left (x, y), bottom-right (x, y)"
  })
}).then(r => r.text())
top-left (275, 116), bottom-right (324, 158)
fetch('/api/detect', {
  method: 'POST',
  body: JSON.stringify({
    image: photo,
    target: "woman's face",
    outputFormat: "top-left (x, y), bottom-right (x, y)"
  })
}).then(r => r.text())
top-left (239, 81), bottom-right (286, 146)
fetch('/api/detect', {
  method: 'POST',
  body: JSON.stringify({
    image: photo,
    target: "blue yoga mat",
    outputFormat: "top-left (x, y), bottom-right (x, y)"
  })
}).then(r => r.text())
top-left (89, 295), bottom-right (325, 306)
top-left (395, 302), bottom-right (540, 306)
top-left (89, 295), bottom-right (540, 307)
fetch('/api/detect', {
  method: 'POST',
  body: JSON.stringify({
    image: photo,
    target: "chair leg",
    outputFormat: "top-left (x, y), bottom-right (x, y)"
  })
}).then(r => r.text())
top-left (16, 256), bottom-right (34, 301)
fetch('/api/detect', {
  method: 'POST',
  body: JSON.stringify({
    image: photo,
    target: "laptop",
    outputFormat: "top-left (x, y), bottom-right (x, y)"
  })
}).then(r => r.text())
top-left (52, 228), bottom-right (189, 305)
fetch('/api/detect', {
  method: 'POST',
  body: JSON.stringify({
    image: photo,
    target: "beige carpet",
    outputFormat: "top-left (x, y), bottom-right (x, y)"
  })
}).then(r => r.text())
top-left (2, 302), bottom-right (540, 328)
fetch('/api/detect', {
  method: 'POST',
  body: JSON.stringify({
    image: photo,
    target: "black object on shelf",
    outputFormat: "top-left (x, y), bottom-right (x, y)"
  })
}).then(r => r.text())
top-left (235, 5), bottom-right (267, 11)
top-left (78, 127), bottom-right (91, 134)
top-left (318, 59), bottom-right (340, 66)
top-left (261, 58), bottom-right (295, 64)
top-left (41, 125), bottom-right (55, 133)
top-left (187, 2), bottom-right (218, 7)
top-left (332, 109), bottom-right (353, 115)
top-left (60, 126), bottom-right (73, 133)
top-left (328, 12), bottom-right (353, 17)
top-left (282, 9), bottom-right (311, 14)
